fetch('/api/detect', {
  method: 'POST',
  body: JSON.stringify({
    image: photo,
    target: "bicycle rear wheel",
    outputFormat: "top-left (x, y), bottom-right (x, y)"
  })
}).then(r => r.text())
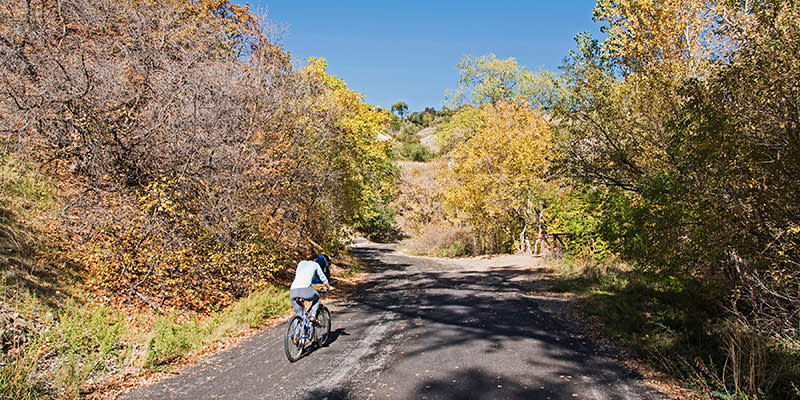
top-left (284, 316), bottom-right (304, 362)
top-left (314, 306), bottom-right (331, 346)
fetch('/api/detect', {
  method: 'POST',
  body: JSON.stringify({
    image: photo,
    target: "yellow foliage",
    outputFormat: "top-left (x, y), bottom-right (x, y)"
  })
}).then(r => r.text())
top-left (300, 58), bottom-right (397, 234)
top-left (441, 100), bottom-right (556, 253)
top-left (595, 0), bottom-right (738, 78)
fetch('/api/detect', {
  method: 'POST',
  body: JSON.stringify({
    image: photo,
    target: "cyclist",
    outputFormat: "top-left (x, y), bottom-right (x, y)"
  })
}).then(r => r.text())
top-left (289, 253), bottom-right (333, 321)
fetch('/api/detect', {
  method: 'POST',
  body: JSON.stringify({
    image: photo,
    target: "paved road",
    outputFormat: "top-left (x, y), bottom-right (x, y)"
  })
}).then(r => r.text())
top-left (119, 243), bottom-right (662, 400)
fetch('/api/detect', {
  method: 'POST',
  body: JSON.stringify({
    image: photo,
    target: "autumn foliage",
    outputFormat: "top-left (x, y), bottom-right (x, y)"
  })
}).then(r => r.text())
top-left (425, 3), bottom-right (800, 396)
top-left (0, 0), bottom-right (395, 311)
top-left (550, 1), bottom-right (800, 396)
top-left (556, 0), bottom-right (800, 343)
top-left (439, 101), bottom-right (556, 254)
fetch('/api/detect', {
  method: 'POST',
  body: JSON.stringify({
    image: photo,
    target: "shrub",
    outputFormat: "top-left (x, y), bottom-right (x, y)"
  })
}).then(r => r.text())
top-left (434, 240), bottom-right (469, 258)
top-left (2, 0), bottom-right (396, 313)
top-left (402, 123), bottom-right (423, 135)
top-left (389, 114), bottom-right (402, 131)
top-left (399, 143), bottom-right (435, 162)
top-left (405, 222), bottom-right (473, 257)
top-left (550, 258), bottom-right (800, 399)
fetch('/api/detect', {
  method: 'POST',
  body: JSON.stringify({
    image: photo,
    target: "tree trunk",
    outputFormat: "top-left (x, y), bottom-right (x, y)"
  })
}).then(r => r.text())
top-left (520, 220), bottom-right (528, 254)
top-left (532, 203), bottom-right (545, 256)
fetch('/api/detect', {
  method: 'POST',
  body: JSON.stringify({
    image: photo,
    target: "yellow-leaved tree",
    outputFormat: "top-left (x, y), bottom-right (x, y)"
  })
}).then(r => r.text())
top-left (441, 100), bottom-right (556, 254)
top-left (300, 58), bottom-right (397, 241)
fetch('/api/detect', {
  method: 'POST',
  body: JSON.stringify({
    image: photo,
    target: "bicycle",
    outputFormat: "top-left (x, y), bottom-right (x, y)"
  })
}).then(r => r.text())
top-left (284, 289), bottom-right (331, 362)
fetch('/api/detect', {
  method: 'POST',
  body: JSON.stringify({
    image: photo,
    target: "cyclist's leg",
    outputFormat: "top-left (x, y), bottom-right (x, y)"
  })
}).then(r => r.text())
top-left (288, 288), bottom-right (308, 316)
top-left (309, 290), bottom-right (321, 318)
top-left (290, 287), bottom-right (318, 316)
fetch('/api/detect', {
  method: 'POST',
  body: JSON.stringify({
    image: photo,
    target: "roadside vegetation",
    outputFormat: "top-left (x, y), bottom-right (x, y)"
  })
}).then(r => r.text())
top-left (389, 104), bottom-right (444, 163)
top-left (0, 156), bottom-right (296, 398)
top-left (392, 1), bottom-right (800, 398)
top-left (550, 258), bottom-right (800, 399)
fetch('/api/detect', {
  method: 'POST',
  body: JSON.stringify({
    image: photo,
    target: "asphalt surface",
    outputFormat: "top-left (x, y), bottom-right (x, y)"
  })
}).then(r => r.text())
top-left (118, 242), bottom-right (663, 400)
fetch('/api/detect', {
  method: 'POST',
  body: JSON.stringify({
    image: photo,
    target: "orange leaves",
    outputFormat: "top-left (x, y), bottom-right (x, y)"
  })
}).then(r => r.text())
top-left (180, 0), bottom-right (258, 53)
top-left (2, 0), bottom-right (397, 313)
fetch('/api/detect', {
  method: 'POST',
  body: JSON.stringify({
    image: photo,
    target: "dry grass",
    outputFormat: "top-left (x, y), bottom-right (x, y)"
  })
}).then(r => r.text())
top-left (402, 222), bottom-right (473, 257)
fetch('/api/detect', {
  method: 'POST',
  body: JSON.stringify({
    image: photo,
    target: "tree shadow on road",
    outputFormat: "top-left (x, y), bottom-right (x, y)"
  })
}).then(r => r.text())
top-left (298, 387), bottom-right (350, 400)
top-left (299, 364), bottom-right (651, 400)
top-left (344, 244), bottom-right (663, 399)
top-left (415, 367), bottom-right (580, 400)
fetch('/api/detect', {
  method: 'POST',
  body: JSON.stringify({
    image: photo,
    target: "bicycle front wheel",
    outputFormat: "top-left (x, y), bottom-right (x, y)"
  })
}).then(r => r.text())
top-left (315, 306), bottom-right (331, 346)
top-left (284, 316), bottom-right (304, 362)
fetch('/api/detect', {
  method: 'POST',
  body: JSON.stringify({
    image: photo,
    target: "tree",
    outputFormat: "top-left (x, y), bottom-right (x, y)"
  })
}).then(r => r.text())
top-left (683, 1), bottom-right (800, 343)
top-left (557, 0), bottom-right (800, 353)
top-left (446, 54), bottom-right (558, 108)
top-left (0, 0), bottom-right (397, 310)
top-left (440, 100), bottom-right (556, 254)
top-left (434, 105), bottom-right (482, 153)
top-left (302, 58), bottom-right (398, 241)
top-left (553, 0), bottom-right (738, 278)
top-left (391, 101), bottom-right (408, 119)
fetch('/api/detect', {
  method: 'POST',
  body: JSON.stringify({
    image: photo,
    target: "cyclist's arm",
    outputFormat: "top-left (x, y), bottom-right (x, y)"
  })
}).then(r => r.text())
top-left (316, 263), bottom-right (333, 291)
top-left (313, 262), bottom-right (330, 287)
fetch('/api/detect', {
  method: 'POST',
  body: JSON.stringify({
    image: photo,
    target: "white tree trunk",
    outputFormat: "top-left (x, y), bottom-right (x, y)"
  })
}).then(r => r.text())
top-left (532, 203), bottom-right (545, 256)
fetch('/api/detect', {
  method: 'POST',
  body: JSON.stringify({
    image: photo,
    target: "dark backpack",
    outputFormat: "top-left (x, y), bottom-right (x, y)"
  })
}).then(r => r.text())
top-left (312, 254), bottom-right (331, 284)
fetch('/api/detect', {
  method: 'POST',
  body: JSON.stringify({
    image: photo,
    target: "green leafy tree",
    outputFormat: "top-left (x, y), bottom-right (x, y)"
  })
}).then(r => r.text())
top-left (391, 101), bottom-right (409, 119)
top-left (301, 58), bottom-right (398, 240)
top-left (553, 0), bottom-right (736, 279)
top-left (556, 0), bottom-right (800, 362)
top-left (446, 54), bottom-right (558, 108)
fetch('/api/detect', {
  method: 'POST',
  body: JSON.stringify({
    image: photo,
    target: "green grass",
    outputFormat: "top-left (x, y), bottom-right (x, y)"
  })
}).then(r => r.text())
top-left (0, 156), bottom-right (57, 217)
top-left (549, 258), bottom-right (800, 399)
top-left (53, 301), bottom-right (127, 397)
top-left (1, 156), bottom-right (62, 399)
top-left (146, 286), bottom-right (288, 368)
top-left (0, 281), bottom-right (290, 398)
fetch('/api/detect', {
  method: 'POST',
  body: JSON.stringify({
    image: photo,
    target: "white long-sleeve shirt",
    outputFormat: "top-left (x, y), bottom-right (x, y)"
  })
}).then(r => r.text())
top-left (290, 260), bottom-right (329, 289)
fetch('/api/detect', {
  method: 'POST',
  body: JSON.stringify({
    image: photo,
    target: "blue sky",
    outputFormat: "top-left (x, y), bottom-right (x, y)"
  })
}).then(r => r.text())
top-left (241, 1), bottom-right (605, 112)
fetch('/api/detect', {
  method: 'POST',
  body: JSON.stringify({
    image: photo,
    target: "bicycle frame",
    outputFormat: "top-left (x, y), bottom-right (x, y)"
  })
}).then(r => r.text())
top-left (288, 299), bottom-right (315, 345)
top-left (285, 288), bottom-right (330, 362)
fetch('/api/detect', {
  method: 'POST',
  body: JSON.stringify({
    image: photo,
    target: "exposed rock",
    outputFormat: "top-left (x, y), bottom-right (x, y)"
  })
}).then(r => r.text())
top-left (417, 127), bottom-right (440, 153)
